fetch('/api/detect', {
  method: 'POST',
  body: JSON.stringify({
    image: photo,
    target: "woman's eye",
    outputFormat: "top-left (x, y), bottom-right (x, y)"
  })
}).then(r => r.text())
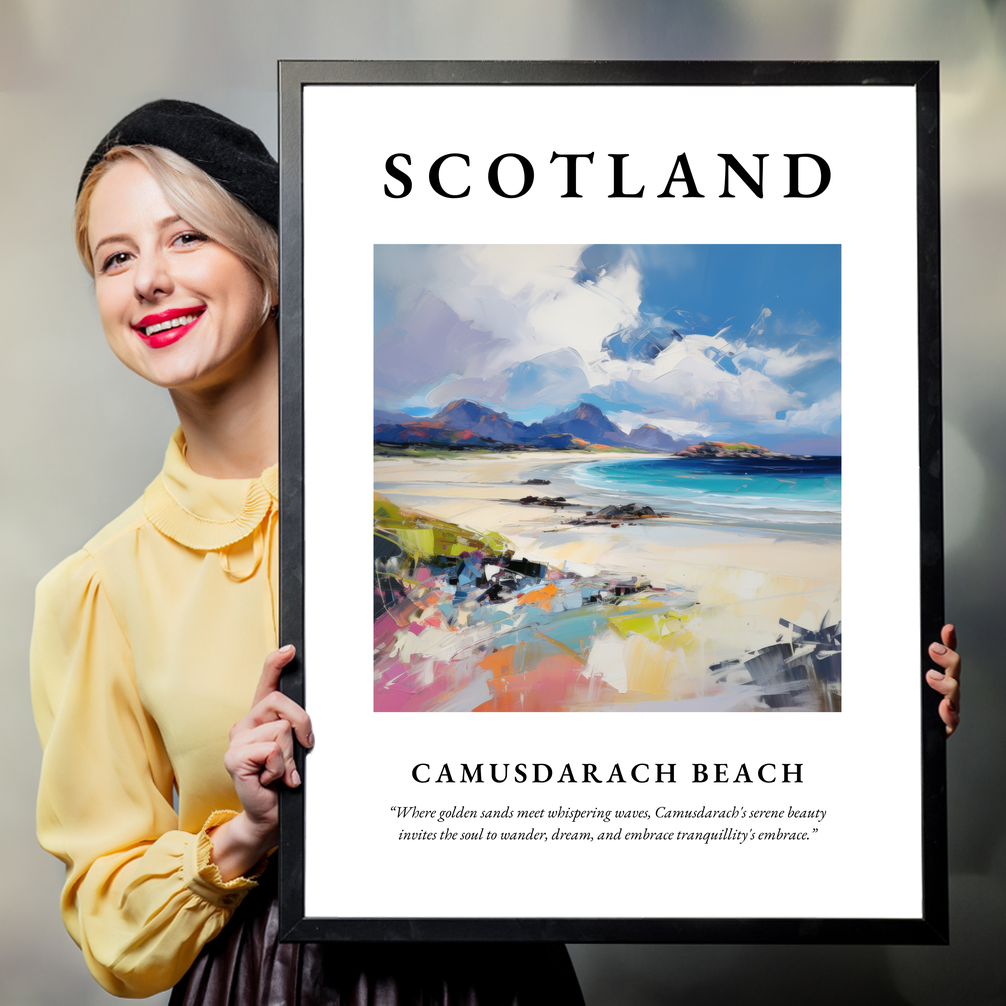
top-left (101, 251), bottom-right (132, 273)
top-left (173, 231), bottom-right (208, 248)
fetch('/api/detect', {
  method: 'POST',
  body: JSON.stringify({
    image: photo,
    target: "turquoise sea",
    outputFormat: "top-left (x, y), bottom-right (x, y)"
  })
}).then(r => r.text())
top-left (568, 456), bottom-right (841, 527)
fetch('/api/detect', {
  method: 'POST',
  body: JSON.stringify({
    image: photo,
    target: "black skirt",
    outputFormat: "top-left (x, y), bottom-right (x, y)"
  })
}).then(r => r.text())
top-left (169, 869), bottom-right (585, 1006)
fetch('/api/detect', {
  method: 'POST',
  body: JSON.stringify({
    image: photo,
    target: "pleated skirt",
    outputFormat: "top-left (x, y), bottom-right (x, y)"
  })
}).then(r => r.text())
top-left (169, 870), bottom-right (585, 1006)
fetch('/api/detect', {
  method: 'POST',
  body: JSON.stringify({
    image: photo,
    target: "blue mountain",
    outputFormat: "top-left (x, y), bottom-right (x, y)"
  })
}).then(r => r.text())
top-left (374, 399), bottom-right (687, 452)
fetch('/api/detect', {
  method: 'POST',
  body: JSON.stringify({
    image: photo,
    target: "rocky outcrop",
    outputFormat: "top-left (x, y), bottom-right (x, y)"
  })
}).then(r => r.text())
top-left (566, 502), bottom-right (666, 525)
top-left (674, 440), bottom-right (795, 459)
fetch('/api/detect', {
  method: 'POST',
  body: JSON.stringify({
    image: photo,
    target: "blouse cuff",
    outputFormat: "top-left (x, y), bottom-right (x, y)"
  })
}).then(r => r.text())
top-left (183, 810), bottom-right (269, 909)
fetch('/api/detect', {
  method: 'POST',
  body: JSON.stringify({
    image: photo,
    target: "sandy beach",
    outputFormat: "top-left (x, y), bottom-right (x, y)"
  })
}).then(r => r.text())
top-left (375, 450), bottom-right (839, 596)
top-left (374, 450), bottom-right (841, 711)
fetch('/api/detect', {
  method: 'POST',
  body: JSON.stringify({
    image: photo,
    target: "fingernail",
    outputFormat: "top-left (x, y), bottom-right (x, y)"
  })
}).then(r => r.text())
top-left (280, 644), bottom-right (295, 654)
top-left (931, 643), bottom-right (947, 654)
top-left (928, 670), bottom-right (944, 680)
top-left (292, 768), bottom-right (301, 787)
top-left (307, 732), bottom-right (315, 748)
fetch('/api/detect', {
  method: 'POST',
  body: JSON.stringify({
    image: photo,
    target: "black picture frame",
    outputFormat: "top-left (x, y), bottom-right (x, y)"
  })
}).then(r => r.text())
top-left (277, 60), bottom-right (945, 944)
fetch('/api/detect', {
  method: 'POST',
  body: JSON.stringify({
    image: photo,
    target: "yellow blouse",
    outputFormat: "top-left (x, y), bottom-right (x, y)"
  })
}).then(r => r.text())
top-left (31, 429), bottom-right (279, 998)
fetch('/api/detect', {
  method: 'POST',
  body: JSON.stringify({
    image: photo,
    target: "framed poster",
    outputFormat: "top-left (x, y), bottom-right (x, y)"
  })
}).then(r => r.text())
top-left (277, 61), bottom-right (946, 943)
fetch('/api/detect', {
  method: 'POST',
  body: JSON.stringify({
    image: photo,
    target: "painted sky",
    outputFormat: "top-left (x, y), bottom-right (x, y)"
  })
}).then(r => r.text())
top-left (374, 244), bottom-right (841, 453)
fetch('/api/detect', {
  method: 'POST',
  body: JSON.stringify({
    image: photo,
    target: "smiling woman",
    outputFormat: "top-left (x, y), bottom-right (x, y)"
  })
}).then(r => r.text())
top-left (85, 159), bottom-right (272, 394)
top-left (30, 100), bottom-right (584, 1004)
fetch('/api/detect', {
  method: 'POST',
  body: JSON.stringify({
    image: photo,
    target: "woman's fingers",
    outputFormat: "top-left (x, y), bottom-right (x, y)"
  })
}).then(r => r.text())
top-left (924, 678), bottom-right (960, 736)
top-left (224, 645), bottom-right (311, 808)
top-left (230, 719), bottom-right (302, 788)
top-left (926, 667), bottom-right (959, 703)
top-left (928, 636), bottom-right (961, 683)
top-left (940, 697), bottom-right (960, 737)
top-left (927, 623), bottom-right (961, 737)
top-left (224, 737), bottom-right (286, 787)
top-left (926, 669), bottom-right (960, 736)
top-left (255, 691), bottom-right (313, 749)
top-left (941, 623), bottom-right (958, 654)
top-left (928, 647), bottom-right (961, 679)
top-left (232, 689), bottom-right (314, 750)
top-left (218, 647), bottom-right (309, 845)
top-left (252, 644), bottom-right (296, 707)
top-left (259, 742), bottom-right (289, 787)
top-left (241, 644), bottom-right (314, 749)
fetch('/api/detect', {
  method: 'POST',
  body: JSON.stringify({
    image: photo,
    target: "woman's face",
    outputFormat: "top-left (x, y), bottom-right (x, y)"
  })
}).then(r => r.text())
top-left (87, 158), bottom-right (270, 393)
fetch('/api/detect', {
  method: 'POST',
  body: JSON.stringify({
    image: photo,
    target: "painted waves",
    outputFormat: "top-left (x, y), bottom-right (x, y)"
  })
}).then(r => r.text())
top-left (569, 456), bottom-right (841, 526)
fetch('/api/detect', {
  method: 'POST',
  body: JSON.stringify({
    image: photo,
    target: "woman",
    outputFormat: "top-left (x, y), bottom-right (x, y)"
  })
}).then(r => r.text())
top-left (31, 100), bottom-right (586, 1003)
top-left (33, 99), bottom-right (962, 1003)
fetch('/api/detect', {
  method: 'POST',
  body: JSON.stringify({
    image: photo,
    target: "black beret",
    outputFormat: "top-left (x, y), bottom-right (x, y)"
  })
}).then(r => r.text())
top-left (78, 99), bottom-right (278, 228)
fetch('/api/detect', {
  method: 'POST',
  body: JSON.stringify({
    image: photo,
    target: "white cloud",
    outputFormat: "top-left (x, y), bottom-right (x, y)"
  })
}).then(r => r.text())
top-left (783, 390), bottom-right (842, 434)
top-left (733, 344), bottom-right (839, 378)
top-left (409, 245), bottom-right (643, 373)
top-left (596, 335), bottom-right (805, 420)
top-left (377, 245), bottom-right (836, 428)
top-left (606, 411), bottom-right (716, 439)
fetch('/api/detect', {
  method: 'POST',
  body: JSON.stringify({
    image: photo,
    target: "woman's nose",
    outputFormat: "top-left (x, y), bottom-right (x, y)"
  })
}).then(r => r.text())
top-left (133, 249), bottom-right (173, 302)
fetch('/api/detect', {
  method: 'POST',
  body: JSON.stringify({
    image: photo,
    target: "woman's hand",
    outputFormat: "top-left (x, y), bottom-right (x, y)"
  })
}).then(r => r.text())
top-left (209, 645), bottom-right (314, 881)
top-left (926, 624), bottom-right (960, 738)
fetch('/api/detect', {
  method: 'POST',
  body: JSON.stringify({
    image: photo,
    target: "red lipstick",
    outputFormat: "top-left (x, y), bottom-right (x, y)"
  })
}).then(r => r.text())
top-left (132, 306), bottom-right (205, 349)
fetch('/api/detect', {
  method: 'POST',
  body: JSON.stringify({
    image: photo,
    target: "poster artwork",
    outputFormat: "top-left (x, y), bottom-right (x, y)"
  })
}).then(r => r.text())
top-left (288, 65), bottom-right (942, 940)
top-left (373, 243), bottom-right (841, 714)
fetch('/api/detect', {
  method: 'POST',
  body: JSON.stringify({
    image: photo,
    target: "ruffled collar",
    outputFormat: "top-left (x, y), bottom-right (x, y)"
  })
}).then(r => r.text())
top-left (143, 428), bottom-right (278, 551)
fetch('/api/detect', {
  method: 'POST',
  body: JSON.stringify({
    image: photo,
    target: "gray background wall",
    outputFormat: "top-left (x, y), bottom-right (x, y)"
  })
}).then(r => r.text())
top-left (1, 2), bottom-right (1003, 1003)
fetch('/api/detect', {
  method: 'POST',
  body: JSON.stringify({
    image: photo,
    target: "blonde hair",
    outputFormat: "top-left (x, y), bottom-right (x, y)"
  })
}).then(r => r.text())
top-left (75, 145), bottom-right (278, 322)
